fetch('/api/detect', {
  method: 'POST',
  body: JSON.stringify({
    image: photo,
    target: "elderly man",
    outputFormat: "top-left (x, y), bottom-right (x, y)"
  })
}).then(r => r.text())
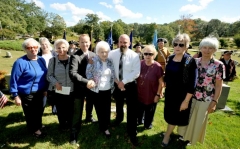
top-left (109, 34), bottom-right (140, 146)
top-left (155, 38), bottom-right (171, 71)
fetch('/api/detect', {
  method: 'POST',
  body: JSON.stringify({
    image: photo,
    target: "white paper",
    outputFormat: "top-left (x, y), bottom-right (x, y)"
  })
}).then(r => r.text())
top-left (55, 86), bottom-right (71, 95)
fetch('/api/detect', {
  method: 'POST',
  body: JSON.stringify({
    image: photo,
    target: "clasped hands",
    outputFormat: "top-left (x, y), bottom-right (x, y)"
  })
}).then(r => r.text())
top-left (87, 80), bottom-right (96, 89)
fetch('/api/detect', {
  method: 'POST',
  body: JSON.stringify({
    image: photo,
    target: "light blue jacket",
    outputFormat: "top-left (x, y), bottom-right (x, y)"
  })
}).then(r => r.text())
top-left (86, 56), bottom-right (115, 93)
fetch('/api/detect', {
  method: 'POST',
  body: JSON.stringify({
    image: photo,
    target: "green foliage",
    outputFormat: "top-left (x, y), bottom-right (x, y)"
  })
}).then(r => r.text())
top-left (233, 34), bottom-right (240, 48)
top-left (0, 40), bottom-right (23, 51)
top-left (0, 29), bottom-right (16, 40)
top-left (219, 38), bottom-right (228, 48)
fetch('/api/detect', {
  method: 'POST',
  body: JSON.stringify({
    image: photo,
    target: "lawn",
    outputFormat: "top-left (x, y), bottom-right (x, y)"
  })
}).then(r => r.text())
top-left (0, 48), bottom-right (240, 149)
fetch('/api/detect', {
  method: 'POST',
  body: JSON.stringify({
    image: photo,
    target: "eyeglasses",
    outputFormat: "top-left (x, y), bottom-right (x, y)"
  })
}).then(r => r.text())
top-left (173, 43), bottom-right (185, 48)
top-left (144, 53), bottom-right (154, 56)
top-left (26, 46), bottom-right (38, 50)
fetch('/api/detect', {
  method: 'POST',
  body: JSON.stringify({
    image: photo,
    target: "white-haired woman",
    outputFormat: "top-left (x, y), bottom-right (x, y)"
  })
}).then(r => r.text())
top-left (137, 45), bottom-right (164, 129)
top-left (183, 37), bottom-right (225, 145)
top-left (10, 38), bottom-right (48, 137)
top-left (38, 37), bottom-right (56, 67)
top-left (86, 41), bottom-right (116, 138)
top-left (161, 33), bottom-right (197, 147)
top-left (47, 39), bottom-right (74, 131)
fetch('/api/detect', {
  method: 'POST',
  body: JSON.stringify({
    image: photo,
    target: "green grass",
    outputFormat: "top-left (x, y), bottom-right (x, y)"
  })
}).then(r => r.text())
top-left (0, 49), bottom-right (240, 149)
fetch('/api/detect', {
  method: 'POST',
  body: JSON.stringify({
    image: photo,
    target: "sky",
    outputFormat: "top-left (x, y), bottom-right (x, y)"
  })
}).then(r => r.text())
top-left (28, 0), bottom-right (240, 27)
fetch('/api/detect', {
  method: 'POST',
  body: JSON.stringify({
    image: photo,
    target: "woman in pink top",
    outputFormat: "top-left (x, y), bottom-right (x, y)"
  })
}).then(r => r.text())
top-left (183, 37), bottom-right (225, 145)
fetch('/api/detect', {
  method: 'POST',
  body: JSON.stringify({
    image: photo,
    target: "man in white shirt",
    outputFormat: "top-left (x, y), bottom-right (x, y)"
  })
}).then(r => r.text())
top-left (108, 34), bottom-right (140, 146)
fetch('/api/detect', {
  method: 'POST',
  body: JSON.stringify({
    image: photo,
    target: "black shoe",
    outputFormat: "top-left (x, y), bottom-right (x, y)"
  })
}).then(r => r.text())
top-left (85, 118), bottom-right (97, 123)
top-left (144, 124), bottom-right (153, 130)
top-left (70, 133), bottom-right (77, 144)
top-left (130, 136), bottom-right (139, 146)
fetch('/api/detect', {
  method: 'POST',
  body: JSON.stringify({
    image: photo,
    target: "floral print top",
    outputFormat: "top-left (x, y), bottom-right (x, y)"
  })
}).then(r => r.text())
top-left (86, 56), bottom-right (115, 93)
top-left (193, 58), bottom-right (225, 102)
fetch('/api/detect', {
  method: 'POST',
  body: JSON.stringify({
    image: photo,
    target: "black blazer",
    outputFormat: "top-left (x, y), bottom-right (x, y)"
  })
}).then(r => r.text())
top-left (69, 49), bottom-right (96, 97)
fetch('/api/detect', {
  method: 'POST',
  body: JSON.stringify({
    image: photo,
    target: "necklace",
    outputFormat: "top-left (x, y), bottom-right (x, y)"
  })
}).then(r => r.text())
top-left (140, 64), bottom-right (154, 85)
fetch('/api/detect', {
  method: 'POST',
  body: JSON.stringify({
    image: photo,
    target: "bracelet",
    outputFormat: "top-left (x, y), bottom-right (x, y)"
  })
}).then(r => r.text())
top-left (212, 99), bottom-right (218, 103)
top-left (156, 94), bottom-right (160, 97)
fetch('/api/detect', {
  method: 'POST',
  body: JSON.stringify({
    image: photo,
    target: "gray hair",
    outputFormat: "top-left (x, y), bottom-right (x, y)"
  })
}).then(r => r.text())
top-left (96, 41), bottom-right (111, 54)
top-left (22, 38), bottom-right (40, 51)
top-left (172, 33), bottom-right (191, 48)
top-left (199, 37), bottom-right (219, 52)
top-left (142, 45), bottom-right (158, 58)
top-left (54, 39), bottom-right (69, 51)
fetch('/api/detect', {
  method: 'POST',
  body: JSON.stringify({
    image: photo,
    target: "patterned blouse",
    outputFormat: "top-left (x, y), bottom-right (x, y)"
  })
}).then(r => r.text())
top-left (193, 57), bottom-right (225, 102)
top-left (86, 56), bottom-right (115, 93)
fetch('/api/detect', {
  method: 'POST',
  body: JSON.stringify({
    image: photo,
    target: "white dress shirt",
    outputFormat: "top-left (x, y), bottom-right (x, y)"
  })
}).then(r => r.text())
top-left (108, 48), bottom-right (140, 84)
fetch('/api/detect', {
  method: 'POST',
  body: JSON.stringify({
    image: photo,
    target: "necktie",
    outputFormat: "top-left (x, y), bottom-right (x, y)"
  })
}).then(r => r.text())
top-left (119, 52), bottom-right (123, 81)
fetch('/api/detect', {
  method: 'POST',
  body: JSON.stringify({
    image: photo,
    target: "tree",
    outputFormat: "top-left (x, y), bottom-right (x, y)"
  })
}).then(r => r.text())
top-left (176, 14), bottom-right (196, 37)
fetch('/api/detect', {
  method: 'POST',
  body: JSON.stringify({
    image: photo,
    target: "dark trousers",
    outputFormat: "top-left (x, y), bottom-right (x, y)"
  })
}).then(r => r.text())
top-left (113, 81), bottom-right (138, 137)
top-left (85, 94), bottom-right (94, 120)
top-left (137, 102), bottom-right (157, 128)
top-left (89, 89), bottom-right (111, 131)
top-left (55, 92), bottom-right (74, 129)
top-left (71, 96), bottom-right (84, 135)
top-left (19, 92), bottom-right (44, 133)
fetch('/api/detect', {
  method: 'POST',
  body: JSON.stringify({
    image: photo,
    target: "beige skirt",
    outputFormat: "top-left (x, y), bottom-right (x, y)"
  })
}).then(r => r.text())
top-left (183, 99), bottom-right (211, 145)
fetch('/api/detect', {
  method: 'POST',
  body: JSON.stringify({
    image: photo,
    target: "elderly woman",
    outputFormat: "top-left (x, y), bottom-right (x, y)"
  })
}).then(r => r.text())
top-left (38, 37), bottom-right (56, 67)
top-left (137, 45), bottom-right (164, 129)
top-left (47, 39), bottom-right (74, 131)
top-left (161, 33), bottom-right (197, 147)
top-left (10, 38), bottom-right (48, 137)
top-left (86, 41), bottom-right (115, 137)
top-left (183, 37), bottom-right (225, 145)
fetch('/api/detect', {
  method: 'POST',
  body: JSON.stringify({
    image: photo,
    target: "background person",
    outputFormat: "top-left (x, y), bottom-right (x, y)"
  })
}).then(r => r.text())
top-left (47, 39), bottom-right (74, 131)
top-left (86, 41), bottom-right (115, 137)
top-left (133, 42), bottom-right (144, 60)
top-left (68, 40), bottom-right (79, 55)
top-left (161, 33), bottom-right (197, 147)
top-left (69, 34), bottom-right (97, 144)
top-left (109, 34), bottom-right (140, 146)
top-left (155, 38), bottom-right (171, 71)
top-left (219, 51), bottom-right (236, 82)
top-left (137, 45), bottom-right (164, 130)
top-left (10, 38), bottom-right (48, 137)
top-left (183, 37), bottom-right (225, 145)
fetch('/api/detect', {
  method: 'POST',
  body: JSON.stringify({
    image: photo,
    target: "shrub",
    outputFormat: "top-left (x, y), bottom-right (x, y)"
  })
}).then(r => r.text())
top-left (219, 39), bottom-right (228, 48)
top-left (234, 34), bottom-right (240, 49)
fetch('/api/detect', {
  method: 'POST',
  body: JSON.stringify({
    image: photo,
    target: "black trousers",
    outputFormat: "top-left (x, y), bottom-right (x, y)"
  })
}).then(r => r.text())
top-left (54, 92), bottom-right (74, 129)
top-left (113, 81), bottom-right (138, 137)
top-left (89, 89), bottom-right (111, 131)
top-left (85, 93), bottom-right (94, 120)
top-left (137, 102), bottom-right (157, 128)
top-left (19, 91), bottom-right (44, 133)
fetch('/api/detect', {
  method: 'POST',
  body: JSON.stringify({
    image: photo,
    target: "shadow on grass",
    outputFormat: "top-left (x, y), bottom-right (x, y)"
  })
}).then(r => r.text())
top-left (225, 99), bottom-right (240, 116)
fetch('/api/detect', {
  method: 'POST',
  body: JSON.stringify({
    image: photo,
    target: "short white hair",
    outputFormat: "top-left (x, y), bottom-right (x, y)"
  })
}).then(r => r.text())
top-left (96, 41), bottom-right (111, 54)
top-left (54, 39), bottom-right (69, 51)
top-left (22, 38), bottom-right (40, 51)
top-left (199, 37), bottom-right (219, 52)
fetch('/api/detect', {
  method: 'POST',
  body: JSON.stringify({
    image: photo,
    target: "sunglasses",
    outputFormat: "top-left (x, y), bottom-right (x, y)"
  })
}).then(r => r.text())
top-left (173, 43), bottom-right (185, 48)
top-left (144, 53), bottom-right (154, 56)
top-left (26, 46), bottom-right (38, 50)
